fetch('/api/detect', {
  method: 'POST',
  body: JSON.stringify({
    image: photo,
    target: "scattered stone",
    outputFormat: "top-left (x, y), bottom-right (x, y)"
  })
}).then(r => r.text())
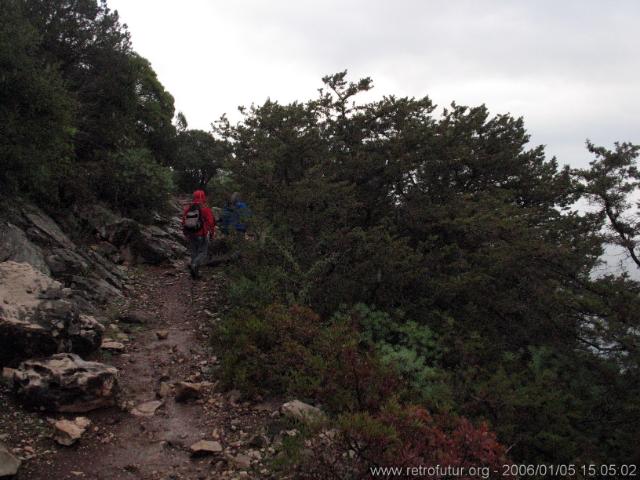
top-left (53, 417), bottom-right (91, 446)
top-left (227, 453), bottom-right (252, 469)
top-left (155, 330), bottom-right (169, 340)
top-left (100, 340), bottom-right (125, 352)
top-left (174, 382), bottom-right (202, 402)
top-left (281, 400), bottom-right (325, 423)
top-left (131, 400), bottom-right (163, 417)
top-left (189, 440), bottom-right (223, 456)
top-left (0, 442), bottom-right (21, 477)
top-left (13, 353), bottom-right (119, 412)
top-left (247, 449), bottom-right (262, 461)
top-left (157, 382), bottom-right (171, 398)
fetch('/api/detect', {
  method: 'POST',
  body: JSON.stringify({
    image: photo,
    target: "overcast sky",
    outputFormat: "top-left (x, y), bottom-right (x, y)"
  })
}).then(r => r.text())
top-left (108, 0), bottom-right (638, 169)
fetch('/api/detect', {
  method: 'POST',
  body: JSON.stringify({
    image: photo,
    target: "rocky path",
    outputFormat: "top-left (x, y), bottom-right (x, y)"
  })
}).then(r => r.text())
top-left (18, 264), bottom-right (279, 480)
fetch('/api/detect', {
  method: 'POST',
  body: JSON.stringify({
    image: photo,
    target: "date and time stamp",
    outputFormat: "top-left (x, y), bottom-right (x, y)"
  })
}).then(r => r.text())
top-left (371, 464), bottom-right (639, 478)
top-left (501, 464), bottom-right (638, 477)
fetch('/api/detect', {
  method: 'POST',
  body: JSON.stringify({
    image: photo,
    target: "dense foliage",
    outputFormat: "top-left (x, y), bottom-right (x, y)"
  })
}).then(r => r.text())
top-left (173, 126), bottom-right (230, 192)
top-left (0, 0), bottom-right (178, 218)
top-left (213, 71), bottom-right (640, 469)
top-left (0, 1), bottom-right (74, 202)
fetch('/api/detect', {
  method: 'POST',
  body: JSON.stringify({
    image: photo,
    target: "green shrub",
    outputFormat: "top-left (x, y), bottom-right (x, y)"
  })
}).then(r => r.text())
top-left (343, 304), bottom-right (454, 410)
top-left (213, 304), bottom-right (323, 397)
top-left (93, 148), bottom-right (174, 221)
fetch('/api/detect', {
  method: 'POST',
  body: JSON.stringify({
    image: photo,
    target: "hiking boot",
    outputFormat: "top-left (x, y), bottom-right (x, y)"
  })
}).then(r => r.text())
top-left (188, 264), bottom-right (196, 279)
top-left (192, 265), bottom-right (200, 280)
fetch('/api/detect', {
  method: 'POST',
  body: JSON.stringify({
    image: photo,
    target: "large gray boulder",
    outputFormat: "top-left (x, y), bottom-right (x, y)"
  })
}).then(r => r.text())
top-left (13, 353), bottom-right (118, 412)
top-left (0, 262), bottom-right (104, 365)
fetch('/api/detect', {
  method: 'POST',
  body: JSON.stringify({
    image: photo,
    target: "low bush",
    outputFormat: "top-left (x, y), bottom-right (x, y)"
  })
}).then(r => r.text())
top-left (213, 303), bottom-right (402, 413)
top-left (291, 401), bottom-right (508, 479)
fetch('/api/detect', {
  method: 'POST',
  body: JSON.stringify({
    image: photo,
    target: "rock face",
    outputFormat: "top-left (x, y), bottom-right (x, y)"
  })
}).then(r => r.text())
top-left (0, 262), bottom-right (104, 365)
top-left (281, 400), bottom-right (325, 423)
top-left (0, 442), bottom-right (21, 477)
top-left (0, 222), bottom-right (50, 275)
top-left (95, 212), bottom-right (186, 265)
top-left (53, 417), bottom-right (91, 446)
top-left (0, 199), bottom-right (185, 312)
top-left (13, 353), bottom-right (118, 412)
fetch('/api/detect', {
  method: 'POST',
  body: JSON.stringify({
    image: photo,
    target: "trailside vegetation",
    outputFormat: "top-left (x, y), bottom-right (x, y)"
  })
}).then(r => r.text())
top-left (0, 0), bottom-right (178, 219)
top-left (213, 72), bottom-right (640, 470)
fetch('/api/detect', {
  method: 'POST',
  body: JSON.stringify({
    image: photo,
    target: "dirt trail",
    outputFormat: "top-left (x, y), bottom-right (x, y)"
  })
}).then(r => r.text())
top-left (20, 264), bottom-right (277, 480)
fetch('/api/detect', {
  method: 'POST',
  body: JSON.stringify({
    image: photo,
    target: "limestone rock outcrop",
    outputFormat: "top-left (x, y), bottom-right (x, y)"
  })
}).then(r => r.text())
top-left (13, 353), bottom-right (118, 412)
top-left (0, 262), bottom-right (104, 365)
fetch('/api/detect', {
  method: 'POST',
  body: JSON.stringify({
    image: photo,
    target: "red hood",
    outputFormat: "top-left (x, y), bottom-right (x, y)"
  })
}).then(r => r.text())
top-left (193, 190), bottom-right (206, 204)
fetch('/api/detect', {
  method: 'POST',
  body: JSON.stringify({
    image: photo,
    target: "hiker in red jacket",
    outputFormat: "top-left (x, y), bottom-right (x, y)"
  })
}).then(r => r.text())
top-left (182, 189), bottom-right (215, 279)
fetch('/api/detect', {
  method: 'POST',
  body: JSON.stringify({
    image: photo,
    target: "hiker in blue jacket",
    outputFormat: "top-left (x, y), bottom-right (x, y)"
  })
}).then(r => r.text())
top-left (221, 192), bottom-right (251, 236)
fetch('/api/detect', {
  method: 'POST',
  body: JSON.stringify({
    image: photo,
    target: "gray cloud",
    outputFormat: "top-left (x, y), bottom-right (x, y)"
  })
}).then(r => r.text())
top-left (109, 0), bottom-right (639, 168)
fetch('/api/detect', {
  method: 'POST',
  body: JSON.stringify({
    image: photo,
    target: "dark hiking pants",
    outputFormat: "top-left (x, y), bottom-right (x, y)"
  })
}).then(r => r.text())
top-left (189, 236), bottom-right (209, 270)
